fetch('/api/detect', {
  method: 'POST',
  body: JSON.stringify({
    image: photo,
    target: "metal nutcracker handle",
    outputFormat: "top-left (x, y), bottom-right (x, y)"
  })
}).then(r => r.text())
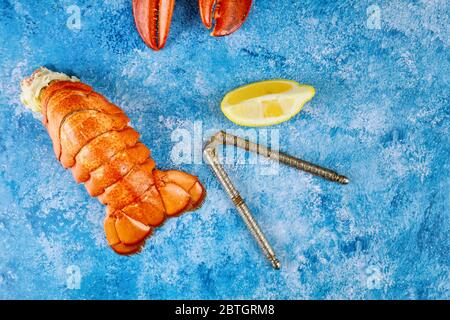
top-left (203, 131), bottom-right (349, 269)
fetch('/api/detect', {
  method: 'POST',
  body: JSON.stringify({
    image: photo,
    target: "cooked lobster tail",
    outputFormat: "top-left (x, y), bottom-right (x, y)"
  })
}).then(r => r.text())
top-left (21, 67), bottom-right (206, 254)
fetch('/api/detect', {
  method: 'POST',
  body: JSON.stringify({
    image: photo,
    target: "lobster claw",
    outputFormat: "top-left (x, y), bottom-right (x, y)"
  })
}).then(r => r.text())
top-left (132, 0), bottom-right (175, 51)
top-left (199, 0), bottom-right (253, 36)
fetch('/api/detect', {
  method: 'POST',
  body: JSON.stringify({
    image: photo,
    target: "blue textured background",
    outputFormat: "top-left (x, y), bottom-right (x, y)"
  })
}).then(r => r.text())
top-left (0, 0), bottom-right (448, 299)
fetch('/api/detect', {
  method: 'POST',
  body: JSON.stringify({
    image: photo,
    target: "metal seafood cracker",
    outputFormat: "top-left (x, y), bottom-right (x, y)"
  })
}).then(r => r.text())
top-left (203, 131), bottom-right (349, 269)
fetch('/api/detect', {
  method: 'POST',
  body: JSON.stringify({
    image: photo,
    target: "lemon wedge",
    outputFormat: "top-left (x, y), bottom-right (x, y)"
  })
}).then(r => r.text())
top-left (221, 79), bottom-right (315, 127)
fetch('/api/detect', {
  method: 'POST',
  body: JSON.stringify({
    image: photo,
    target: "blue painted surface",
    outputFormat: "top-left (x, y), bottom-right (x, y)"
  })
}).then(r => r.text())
top-left (0, 0), bottom-right (449, 299)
